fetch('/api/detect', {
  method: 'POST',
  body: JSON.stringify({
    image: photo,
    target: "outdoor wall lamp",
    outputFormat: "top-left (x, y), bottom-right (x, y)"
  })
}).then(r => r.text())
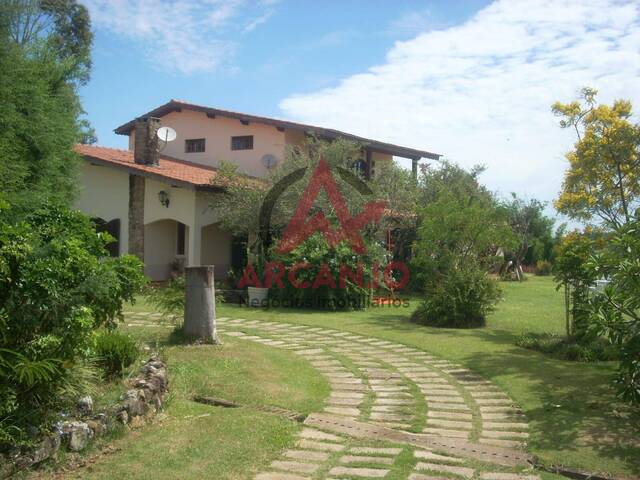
top-left (158, 190), bottom-right (170, 208)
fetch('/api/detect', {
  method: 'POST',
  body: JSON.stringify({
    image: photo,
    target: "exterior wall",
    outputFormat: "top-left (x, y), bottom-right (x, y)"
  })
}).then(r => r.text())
top-left (201, 223), bottom-right (232, 279)
top-left (371, 151), bottom-right (392, 178)
top-left (131, 109), bottom-right (287, 178)
top-left (144, 219), bottom-right (178, 281)
top-left (74, 163), bottom-right (130, 255)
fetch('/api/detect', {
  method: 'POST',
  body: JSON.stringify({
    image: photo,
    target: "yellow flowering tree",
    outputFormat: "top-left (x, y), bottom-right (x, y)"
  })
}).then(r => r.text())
top-left (553, 87), bottom-right (640, 228)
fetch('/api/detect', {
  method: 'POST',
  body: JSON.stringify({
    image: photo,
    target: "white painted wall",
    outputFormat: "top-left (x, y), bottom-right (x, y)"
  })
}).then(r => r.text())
top-left (75, 163), bottom-right (130, 255)
top-left (144, 219), bottom-right (178, 280)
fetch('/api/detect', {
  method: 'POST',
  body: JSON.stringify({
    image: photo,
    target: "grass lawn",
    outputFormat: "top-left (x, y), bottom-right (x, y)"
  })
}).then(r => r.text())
top-left (49, 331), bottom-right (329, 480)
top-left (211, 275), bottom-right (639, 478)
top-left (39, 276), bottom-right (638, 479)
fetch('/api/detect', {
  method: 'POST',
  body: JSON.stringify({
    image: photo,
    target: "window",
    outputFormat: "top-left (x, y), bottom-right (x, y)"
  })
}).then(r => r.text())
top-left (185, 138), bottom-right (205, 153)
top-left (176, 222), bottom-right (186, 255)
top-left (93, 218), bottom-right (120, 257)
top-left (231, 135), bottom-right (253, 150)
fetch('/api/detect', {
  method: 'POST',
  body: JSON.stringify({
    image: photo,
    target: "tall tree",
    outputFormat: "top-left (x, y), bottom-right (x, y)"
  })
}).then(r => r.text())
top-left (553, 88), bottom-right (640, 228)
top-left (0, 0), bottom-right (93, 214)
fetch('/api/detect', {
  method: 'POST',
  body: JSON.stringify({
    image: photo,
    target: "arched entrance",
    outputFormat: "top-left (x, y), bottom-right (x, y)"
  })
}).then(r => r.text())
top-left (144, 219), bottom-right (189, 281)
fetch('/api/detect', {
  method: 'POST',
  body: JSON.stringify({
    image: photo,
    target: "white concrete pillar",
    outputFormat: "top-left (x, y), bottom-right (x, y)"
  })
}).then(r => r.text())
top-left (187, 223), bottom-right (202, 267)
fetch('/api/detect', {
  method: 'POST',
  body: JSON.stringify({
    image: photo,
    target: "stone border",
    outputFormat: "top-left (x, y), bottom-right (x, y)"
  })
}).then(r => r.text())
top-left (0, 356), bottom-right (168, 478)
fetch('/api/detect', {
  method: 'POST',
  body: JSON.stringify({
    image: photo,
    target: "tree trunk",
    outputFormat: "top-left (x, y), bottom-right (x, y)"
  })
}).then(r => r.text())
top-left (183, 266), bottom-right (219, 343)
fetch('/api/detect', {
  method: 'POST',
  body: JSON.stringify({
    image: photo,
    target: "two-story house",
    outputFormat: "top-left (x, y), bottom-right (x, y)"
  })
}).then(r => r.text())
top-left (75, 100), bottom-right (440, 281)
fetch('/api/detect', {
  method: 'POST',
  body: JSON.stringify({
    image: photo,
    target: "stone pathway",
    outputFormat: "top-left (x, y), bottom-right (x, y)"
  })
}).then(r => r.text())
top-left (124, 313), bottom-right (542, 480)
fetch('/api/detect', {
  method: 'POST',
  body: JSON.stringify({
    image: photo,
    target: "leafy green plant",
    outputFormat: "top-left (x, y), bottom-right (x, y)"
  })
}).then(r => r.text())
top-left (587, 215), bottom-right (640, 404)
top-left (411, 266), bottom-right (501, 328)
top-left (270, 233), bottom-right (384, 310)
top-left (534, 260), bottom-right (553, 276)
top-left (0, 204), bottom-right (146, 446)
top-left (411, 161), bottom-right (512, 327)
top-left (94, 330), bottom-right (139, 378)
top-left (515, 332), bottom-right (619, 362)
top-left (147, 276), bottom-right (224, 322)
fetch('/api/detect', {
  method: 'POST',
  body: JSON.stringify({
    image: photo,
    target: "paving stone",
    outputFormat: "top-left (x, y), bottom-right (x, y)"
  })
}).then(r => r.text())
top-left (296, 439), bottom-right (345, 452)
top-left (349, 447), bottom-right (402, 456)
top-left (425, 396), bottom-right (466, 404)
top-left (270, 460), bottom-right (319, 474)
top-left (299, 428), bottom-right (343, 442)
top-left (482, 421), bottom-right (528, 430)
top-left (370, 412), bottom-right (411, 422)
top-left (375, 398), bottom-right (413, 406)
top-left (427, 411), bottom-right (472, 421)
top-left (371, 405), bottom-right (406, 413)
top-left (428, 402), bottom-right (470, 411)
top-left (409, 473), bottom-right (451, 480)
top-left (426, 419), bottom-right (472, 430)
top-left (480, 406), bottom-right (522, 413)
top-left (479, 438), bottom-right (525, 449)
top-left (328, 466), bottom-right (389, 478)
top-left (255, 473), bottom-right (310, 480)
top-left (422, 428), bottom-right (469, 438)
top-left (414, 449), bottom-right (464, 463)
top-left (330, 377), bottom-right (364, 385)
top-left (370, 385), bottom-right (409, 392)
top-left (339, 455), bottom-right (394, 465)
top-left (415, 462), bottom-right (475, 479)
top-left (480, 474), bottom-right (540, 480)
top-left (482, 412), bottom-right (525, 420)
top-left (329, 397), bottom-right (362, 406)
top-left (420, 388), bottom-right (459, 396)
top-left (330, 391), bottom-right (365, 399)
top-left (283, 450), bottom-right (329, 462)
top-left (476, 398), bottom-right (514, 406)
top-left (324, 406), bottom-right (360, 416)
top-left (482, 430), bottom-right (529, 439)
top-left (375, 390), bottom-right (412, 398)
top-left (331, 383), bottom-right (368, 392)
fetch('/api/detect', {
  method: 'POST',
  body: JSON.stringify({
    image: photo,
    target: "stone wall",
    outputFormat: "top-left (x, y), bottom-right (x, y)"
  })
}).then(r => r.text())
top-left (1, 356), bottom-right (168, 478)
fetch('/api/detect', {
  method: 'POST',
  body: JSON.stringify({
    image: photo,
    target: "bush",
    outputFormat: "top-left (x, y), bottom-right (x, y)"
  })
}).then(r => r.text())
top-left (534, 260), bottom-right (552, 276)
top-left (411, 267), bottom-right (501, 328)
top-left (0, 204), bottom-right (146, 447)
top-left (269, 233), bottom-right (384, 310)
top-left (516, 332), bottom-right (619, 362)
top-left (147, 276), bottom-right (224, 320)
top-left (94, 330), bottom-right (139, 377)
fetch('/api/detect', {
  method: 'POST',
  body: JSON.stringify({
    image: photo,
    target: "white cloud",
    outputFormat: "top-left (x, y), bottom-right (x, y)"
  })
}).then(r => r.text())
top-left (83, 0), bottom-right (276, 74)
top-left (279, 0), bottom-right (640, 207)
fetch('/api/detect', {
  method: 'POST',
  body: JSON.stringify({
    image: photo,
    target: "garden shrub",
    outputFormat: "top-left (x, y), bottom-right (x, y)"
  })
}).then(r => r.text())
top-left (534, 260), bottom-right (552, 276)
top-left (269, 233), bottom-right (384, 310)
top-left (94, 330), bottom-right (139, 377)
top-left (410, 162), bottom-right (512, 327)
top-left (411, 267), bottom-right (501, 328)
top-left (0, 204), bottom-right (146, 447)
top-left (516, 332), bottom-right (619, 362)
top-left (586, 215), bottom-right (640, 405)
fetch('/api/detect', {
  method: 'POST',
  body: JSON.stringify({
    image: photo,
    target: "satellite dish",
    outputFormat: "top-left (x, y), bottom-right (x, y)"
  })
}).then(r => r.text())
top-left (157, 126), bottom-right (177, 143)
top-left (261, 154), bottom-right (278, 169)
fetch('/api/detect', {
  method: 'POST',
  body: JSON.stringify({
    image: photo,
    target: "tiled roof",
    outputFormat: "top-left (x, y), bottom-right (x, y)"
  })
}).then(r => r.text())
top-left (113, 99), bottom-right (441, 161)
top-left (75, 144), bottom-right (223, 189)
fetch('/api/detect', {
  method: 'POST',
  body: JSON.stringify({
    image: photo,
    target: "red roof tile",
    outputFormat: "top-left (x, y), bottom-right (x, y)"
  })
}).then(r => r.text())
top-left (75, 144), bottom-right (224, 189)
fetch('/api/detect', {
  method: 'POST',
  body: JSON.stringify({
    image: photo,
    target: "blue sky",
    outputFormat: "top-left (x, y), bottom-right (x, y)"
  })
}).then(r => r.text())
top-left (81, 0), bottom-right (640, 207)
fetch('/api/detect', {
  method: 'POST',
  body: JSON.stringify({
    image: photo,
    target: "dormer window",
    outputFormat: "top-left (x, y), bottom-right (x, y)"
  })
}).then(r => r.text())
top-left (185, 138), bottom-right (205, 153)
top-left (231, 135), bottom-right (253, 150)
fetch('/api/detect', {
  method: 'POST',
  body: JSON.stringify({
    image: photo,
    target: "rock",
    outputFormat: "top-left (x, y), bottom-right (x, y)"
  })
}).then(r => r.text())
top-left (31, 434), bottom-right (61, 464)
top-left (62, 421), bottom-right (92, 452)
top-left (86, 419), bottom-right (106, 436)
top-left (77, 396), bottom-right (93, 415)
top-left (116, 409), bottom-right (129, 424)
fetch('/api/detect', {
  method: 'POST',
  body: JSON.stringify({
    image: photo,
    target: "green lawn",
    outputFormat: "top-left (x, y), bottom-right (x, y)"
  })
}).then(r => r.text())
top-left (56, 333), bottom-right (329, 480)
top-left (38, 276), bottom-right (638, 479)
top-left (213, 276), bottom-right (639, 478)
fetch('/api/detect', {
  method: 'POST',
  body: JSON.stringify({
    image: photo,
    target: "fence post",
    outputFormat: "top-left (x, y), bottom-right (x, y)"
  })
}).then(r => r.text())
top-left (184, 266), bottom-right (219, 343)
